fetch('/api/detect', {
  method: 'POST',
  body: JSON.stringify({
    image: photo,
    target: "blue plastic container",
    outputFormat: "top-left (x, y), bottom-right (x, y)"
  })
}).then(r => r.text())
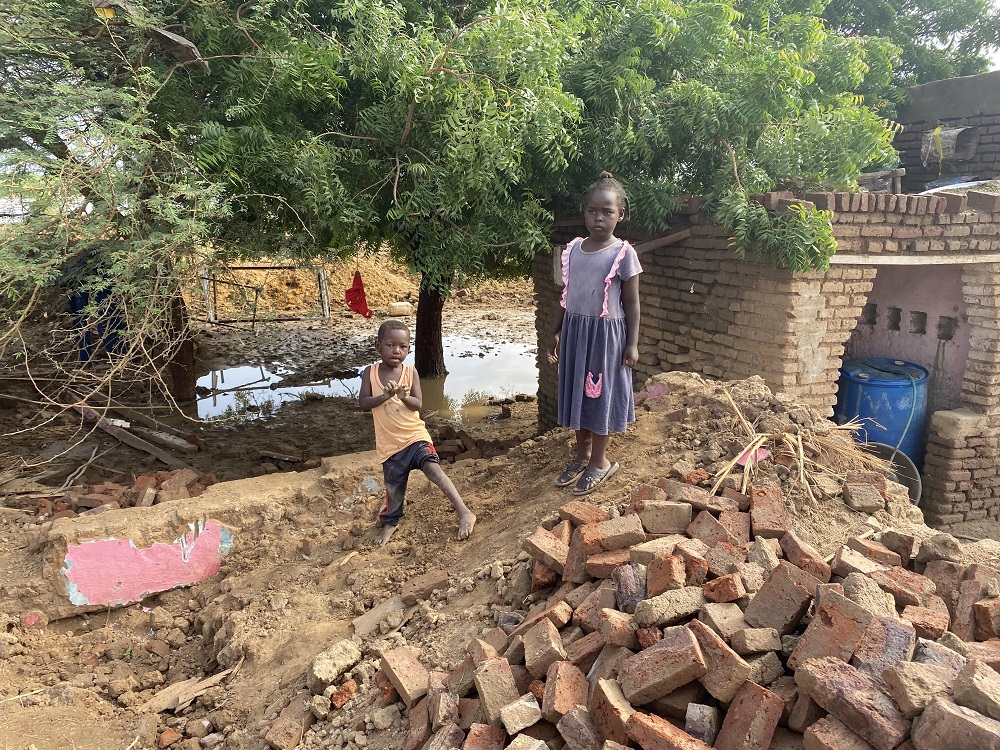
top-left (833, 358), bottom-right (929, 470)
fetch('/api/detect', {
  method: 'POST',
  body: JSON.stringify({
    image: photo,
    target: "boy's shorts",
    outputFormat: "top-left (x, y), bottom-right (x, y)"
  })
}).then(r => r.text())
top-left (379, 441), bottom-right (440, 527)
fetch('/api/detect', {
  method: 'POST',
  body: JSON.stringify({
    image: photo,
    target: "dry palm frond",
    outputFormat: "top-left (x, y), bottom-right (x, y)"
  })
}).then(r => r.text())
top-left (712, 394), bottom-right (892, 500)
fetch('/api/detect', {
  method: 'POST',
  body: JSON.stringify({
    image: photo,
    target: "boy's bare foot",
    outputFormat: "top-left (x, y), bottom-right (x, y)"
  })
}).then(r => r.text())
top-left (374, 523), bottom-right (397, 546)
top-left (457, 511), bottom-right (476, 541)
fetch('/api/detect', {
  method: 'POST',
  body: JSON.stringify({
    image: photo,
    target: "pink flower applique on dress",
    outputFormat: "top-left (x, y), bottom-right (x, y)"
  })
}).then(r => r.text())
top-left (585, 371), bottom-right (603, 398)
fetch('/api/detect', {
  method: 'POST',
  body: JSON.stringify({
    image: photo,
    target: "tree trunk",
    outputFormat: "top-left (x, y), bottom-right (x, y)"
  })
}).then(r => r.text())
top-left (168, 295), bottom-right (197, 401)
top-left (414, 278), bottom-right (448, 378)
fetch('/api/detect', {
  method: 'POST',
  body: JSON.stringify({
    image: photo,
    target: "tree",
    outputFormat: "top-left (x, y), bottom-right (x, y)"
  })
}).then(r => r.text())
top-left (823, 0), bottom-right (1000, 88)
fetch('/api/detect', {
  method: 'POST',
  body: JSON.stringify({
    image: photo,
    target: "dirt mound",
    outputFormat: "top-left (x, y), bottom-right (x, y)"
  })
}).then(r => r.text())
top-left (2, 372), bottom-right (995, 749)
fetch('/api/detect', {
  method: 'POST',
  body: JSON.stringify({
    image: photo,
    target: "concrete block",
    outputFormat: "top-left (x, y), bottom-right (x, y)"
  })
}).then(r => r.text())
top-left (685, 703), bottom-right (722, 746)
top-left (634, 586), bottom-right (705, 628)
top-left (636, 500), bottom-right (692, 534)
top-left (500, 694), bottom-right (542, 735)
top-left (306, 640), bottom-right (362, 694)
top-left (929, 408), bottom-right (986, 441)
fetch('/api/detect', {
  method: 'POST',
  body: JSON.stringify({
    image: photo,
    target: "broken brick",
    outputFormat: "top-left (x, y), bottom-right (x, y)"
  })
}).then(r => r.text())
top-left (541, 661), bottom-right (588, 724)
top-left (780, 530), bottom-right (832, 583)
top-left (745, 561), bottom-right (823, 635)
top-left (749, 485), bottom-right (790, 539)
top-left (688, 618), bottom-right (752, 703)
top-left (903, 605), bottom-right (950, 640)
top-left (618, 627), bottom-right (707, 705)
top-left (627, 711), bottom-right (711, 750)
top-left (703, 574), bottom-right (746, 604)
top-left (713, 681), bottom-right (784, 750)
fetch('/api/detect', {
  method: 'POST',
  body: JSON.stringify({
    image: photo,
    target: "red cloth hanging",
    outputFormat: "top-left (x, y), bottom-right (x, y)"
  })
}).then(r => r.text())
top-left (345, 270), bottom-right (373, 318)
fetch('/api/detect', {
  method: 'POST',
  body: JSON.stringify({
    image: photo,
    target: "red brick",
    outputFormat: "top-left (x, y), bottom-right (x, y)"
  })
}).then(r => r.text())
top-left (633, 586), bottom-right (706, 628)
top-left (627, 711), bottom-right (712, 750)
top-left (878, 531), bottom-right (917, 566)
top-left (528, 680), bottom-right (545, 702)
top-left (911, 697), bottom-right (1000, 750)
top-left (967, 190), bottom-right (1000, 213)
top-left (902, 605), bottom-right (950, 640)
top-left (647, 554), bottom-right (687, 597)
top-left (541, 661), bottom-right (588, 724)
top-left (588, 514), bottom-right (647, 551)
top-left (662, 478), bottom-right (740, 513)
top-left (461, 723), bottom-right (506, 750)
top-left (586, 549), bottom-right (632, 579)
top-left (846, 538), bottom-right (902, 568)
top-left (444, 657), bottom-right (476, 697)
top-left (713, 681), bottom-right (784, 750)
top-left (599, 609), bottom-right (639, 650)
top-left (699, 603), bottom-right (748, 642)
top-left (564, 631), bottom-right (606, 673)
top-left (730, 628), bottom-right (781, 655)
top-left (780, 530), bottom-right (832, 582)
top-left (264, 691), bottom-right (315, 750)
top-left (975, 597), bottom-right (1000, 640)
top-left (882, 662), bottom-right (956, 719)
top-left (705, 541), bottom-right (747, 578)
top-left (688, 618), bottom-right (752, 703)
top-left (430, 690), bottom-right (461, 732)
top-left (629, 483), bottom-right (668, 509)
top-left (867, 567), bottom-right (937, 608)
top-left (637, 627), bottom-right (662, 649)
top-left (965, 640), bottom-right (1000, 671)
top-left (703, 574), bottom-right (746, 603)
top-left (159, 729), bottom-right (182, 749)
top-left (562, 528), bottom-right (590, 584)
top-left (401, 568), bottom-right (450, 605)
top-left (630, 535), bottom-right (686, 565)
top-left (468, 638), bottom-right (500, 666)
top-left (522, 528), bottom-right (569, 574)
top-left (425, 723), bottom-right (465, 749)
top-left (676, 541), bottom-right (710, 586)
top-left (952, 579), bottom-right (986, 641)
top-left (559, 500), bottom-right (609, 526)
top-left (381, 647), bottom-right (429, 707)
top-left (719, 510), bottom-right (751, 545)
top-left (551, 519), bottom-right (573, 545)
top-left (618, 627), bottom-right (707, 705)
top-left (687, 510), bottom-right (738, 547)
top-left (804, 716), bottom-right (877, 750)
top-left (556, 706), bottom-right (601, 749)
top-left (722, 487), bottom-right (752, 511)
top-left (636, 500), bottom-right (693, 534)
top-left (375, 668), bottom-right (401, 704)
top-left (831, 547), bottom-right (888, 578)
top-left (572, 583), bottom-right (617, 633)
top-left (523, 619), bottom-right (566, 679)
top-left (330, 679), bottom-right (358, 708)
top-left (474, 659), bottom-right (520, 726)
top-left (403, 697), bottom-right (431, 750)
top-left (590, 678), bottom-right (635, 745)
top-left (531, 560), bottom-right (560, 591)
top-left (749, 485), bottom-right (790, 539)
top-left (796, 657), bottom-right (911, 750)
top-left (511, 599), bottom-right (574, 638)
top-left (788, 591), bottom-right (873, 670)
top-left (744, 561), bottom-right (823, 635)
top-left (850, 616), bottom-right (917, 684)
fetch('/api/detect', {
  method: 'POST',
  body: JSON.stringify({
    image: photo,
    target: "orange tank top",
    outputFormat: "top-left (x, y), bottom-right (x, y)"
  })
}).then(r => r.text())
top-left (370, 362), bottom-right (432, 463)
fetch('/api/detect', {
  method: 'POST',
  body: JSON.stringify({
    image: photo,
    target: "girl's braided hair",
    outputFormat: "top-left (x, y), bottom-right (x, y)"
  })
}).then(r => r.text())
top-left (583, 171), bottom-right (630, 219)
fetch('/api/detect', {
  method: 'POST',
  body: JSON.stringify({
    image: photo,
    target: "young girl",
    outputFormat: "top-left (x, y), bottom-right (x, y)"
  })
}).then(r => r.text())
top-left (547, 172), bottom-right (641, 495)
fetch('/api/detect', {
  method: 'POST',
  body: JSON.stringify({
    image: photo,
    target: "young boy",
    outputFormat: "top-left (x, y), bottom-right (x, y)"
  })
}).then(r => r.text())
top-left (360, 320), bottom-right (476, 546)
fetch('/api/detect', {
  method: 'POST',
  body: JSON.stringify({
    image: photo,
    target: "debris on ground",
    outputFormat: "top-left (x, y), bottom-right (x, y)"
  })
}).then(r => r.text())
top-left (2, 371), bottom-right (1000, 750)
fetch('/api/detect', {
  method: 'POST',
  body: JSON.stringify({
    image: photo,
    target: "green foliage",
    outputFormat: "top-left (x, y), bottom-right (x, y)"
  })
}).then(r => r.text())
top-left (718, 193), bottom-right (839, 272)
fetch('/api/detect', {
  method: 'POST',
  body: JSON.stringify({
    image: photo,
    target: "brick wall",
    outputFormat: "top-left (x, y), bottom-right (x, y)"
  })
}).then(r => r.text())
top-left (896, 71), bottom-right (1000, 192)
top-left (534, 190), bottom-right (1000, 527)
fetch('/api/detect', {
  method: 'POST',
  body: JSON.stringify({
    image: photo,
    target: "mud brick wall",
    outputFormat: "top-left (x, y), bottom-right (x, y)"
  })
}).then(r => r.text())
top-left (534, 189), bottom-right (1000, 528)
top-left (895, 70), bottom-right (1000, 192)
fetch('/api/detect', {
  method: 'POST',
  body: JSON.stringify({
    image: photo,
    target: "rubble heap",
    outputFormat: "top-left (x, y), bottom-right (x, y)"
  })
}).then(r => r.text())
top-left (360, 481), bottom-right (1000, 750)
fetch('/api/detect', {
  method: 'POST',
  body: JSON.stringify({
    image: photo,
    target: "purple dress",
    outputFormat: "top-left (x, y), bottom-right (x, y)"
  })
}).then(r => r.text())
top-left (557, 237), bottom-right (642, 434)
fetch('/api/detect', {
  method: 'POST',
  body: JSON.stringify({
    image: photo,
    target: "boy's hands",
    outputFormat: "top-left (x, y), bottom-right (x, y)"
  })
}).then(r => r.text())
top-left (394, 382), bottom-right (408, 400)
top-left (383, 380), bottom-right (397, 396)
top-left (381, 380), bottom-right (409, 400)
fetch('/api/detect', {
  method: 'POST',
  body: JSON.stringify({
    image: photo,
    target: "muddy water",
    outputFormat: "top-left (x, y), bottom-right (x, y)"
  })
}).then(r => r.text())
top-left (195, 335), bottom-right (538, 423)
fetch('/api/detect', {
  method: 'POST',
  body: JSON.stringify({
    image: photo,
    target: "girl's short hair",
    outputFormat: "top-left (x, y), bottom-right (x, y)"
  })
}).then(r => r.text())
top-left (584, 171), bottom-right (629, 216)
top-left (377, 319), bottom-right (410, 341)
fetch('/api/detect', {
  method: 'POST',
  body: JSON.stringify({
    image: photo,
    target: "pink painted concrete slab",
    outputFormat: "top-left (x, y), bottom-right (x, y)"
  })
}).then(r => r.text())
top-left (61, 521), bottom-right (233, 606)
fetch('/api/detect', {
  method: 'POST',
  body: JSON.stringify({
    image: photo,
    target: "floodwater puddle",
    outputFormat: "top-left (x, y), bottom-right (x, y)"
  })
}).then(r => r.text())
top-left (195, 335), bottom-right (538, 423)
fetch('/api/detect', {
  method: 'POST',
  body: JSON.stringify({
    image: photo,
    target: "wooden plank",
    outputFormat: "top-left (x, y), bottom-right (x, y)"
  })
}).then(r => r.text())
top-left (131, 426), bottom-right (199, 454)
top-left (105, 402), bottom-right (192, 441)
top-left (633, 228), bottom-right (693, 255)
top-left (830, 253), bottom-right (1000, 266)
top-left (73, 405), bottom-right (192, 470)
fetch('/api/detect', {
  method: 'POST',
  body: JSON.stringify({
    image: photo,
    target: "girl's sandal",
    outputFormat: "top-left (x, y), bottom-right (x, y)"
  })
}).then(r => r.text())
top-left (571, 462), bottom-right (620, 496)
top-left (555, 460), bottom-right (587, 487)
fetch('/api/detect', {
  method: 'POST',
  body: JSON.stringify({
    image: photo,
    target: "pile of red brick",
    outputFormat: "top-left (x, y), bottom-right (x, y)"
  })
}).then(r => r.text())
top-left (39, 468), bottom-right (217, 519)
top-left (381, 477), bottom-right (1000, 750)
top-left (433, 425), bottom-right (522, 464)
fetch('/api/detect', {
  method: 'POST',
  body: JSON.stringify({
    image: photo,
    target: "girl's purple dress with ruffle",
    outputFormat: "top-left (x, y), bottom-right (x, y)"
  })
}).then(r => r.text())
top-left (557, 237), bottom-right (642, 435)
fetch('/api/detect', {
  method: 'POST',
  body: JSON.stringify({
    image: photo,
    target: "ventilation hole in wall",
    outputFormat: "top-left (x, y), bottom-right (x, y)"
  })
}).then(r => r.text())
top-left (860, 303), bottom-right (877, 326)
top-left (938, 316), bottom-right (957, 341)
top-left (887, 307), bottom-right (901, 331)
top-left (909, 311), bottom-right (927, 335)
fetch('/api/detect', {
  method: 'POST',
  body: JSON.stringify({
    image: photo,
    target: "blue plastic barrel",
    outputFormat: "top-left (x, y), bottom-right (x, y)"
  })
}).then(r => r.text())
top-left (833, 358), bottom-right (929, 469)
